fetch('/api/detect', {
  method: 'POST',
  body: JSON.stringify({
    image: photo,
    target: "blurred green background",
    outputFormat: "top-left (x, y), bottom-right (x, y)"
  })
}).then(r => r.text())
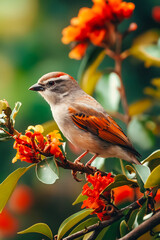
top-left (0, 0), bottom-right (160, 239)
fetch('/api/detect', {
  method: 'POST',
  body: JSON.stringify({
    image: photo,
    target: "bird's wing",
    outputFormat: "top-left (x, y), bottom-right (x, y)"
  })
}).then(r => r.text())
top-left (68, 105), bottom-right (140, 157)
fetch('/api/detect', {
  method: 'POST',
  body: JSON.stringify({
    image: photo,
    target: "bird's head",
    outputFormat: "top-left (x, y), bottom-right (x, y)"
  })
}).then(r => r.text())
top-left (29, 72), bottom-right (79, 105)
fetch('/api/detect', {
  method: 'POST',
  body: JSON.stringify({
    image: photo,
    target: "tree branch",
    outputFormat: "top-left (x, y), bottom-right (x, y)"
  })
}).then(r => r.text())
top-left (119, 211), bottom-right (160, 240)
top-left (55, 158), bottom-right (114, 178)
top-left (61, 197), bottom-right (146, 240)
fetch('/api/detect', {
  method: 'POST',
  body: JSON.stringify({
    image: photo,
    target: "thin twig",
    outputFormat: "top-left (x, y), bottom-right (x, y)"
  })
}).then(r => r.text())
top-left (114, 31), bottom-right (130, 125)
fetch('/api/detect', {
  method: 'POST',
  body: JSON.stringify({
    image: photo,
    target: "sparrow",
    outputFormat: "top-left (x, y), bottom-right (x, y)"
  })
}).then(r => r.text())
top-left (29, 72), bottom-right (141, 166)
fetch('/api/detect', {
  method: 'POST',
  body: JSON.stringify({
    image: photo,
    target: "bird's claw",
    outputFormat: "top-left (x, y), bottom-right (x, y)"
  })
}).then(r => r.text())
top-left (74, 159), bottom-right (84, 166)
top-left (71, 170), bottom-right (82, 182)
top-left (85, 163), bottom-right (97, 172)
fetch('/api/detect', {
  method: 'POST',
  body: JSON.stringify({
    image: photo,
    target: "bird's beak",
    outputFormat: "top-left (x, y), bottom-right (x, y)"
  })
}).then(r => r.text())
top-left (29, 83), bottom-right (45, 91)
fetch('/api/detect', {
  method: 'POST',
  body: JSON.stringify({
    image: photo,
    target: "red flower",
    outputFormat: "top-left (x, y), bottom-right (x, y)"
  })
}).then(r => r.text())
top-left (152, 6), bottom-right (160, 23)
top-left (0, 209), bottom-right (18, 237)
top-left (8, 185), bottom-right (34, 214)
top-left (12, 125), bottom-right (65, 164)
top-left (81, 172), bottom-right (114, 220)
top-left (62, 0), bottom-right (135, 59)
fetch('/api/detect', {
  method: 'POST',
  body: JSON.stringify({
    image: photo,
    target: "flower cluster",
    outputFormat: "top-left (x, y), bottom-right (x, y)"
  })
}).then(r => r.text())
top-left (12, 125), bottom-right (64, 164)
top-left (81, 172), bottom-right (114, 220)
top-left (62, 0), bottom-right (135, 59)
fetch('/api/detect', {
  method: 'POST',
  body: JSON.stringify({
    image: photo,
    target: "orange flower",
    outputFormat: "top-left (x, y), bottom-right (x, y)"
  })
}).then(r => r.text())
top-left (69, 43), bottom-right (89, 60)
top-left (12, 125), bottom-right (65, 164)
top-left (13, 134), bottom-right (39, 163)
top-left (114, 185), bottom-right (134, 205)
top-left (62, 0), bottom-right (135, 59)
top-left (81, 172), bottom-right (114, 220)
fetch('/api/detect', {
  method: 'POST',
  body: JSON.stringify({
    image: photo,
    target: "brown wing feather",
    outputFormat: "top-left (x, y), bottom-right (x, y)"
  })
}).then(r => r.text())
top-left (69, 106), bottom-right (140, 157)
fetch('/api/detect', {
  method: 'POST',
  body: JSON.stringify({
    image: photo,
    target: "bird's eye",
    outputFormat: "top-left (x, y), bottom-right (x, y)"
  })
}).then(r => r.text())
top-left (48, 80), bottom-right (55, 86)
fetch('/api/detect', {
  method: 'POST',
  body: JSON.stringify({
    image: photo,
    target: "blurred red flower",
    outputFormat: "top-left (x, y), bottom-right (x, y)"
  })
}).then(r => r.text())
top-left (12, 125), bottom-right (64, 164)
top-left (155, 189), bottom-right (160, 202)
top-left (8, 185), bottom-right (34, 214)
top-left (62, 0), bottom-right (135, 59)
top-left (114, 185), bottom-right (134, 205)
top-left (81, 172), bottom-right (114, 220)
top-left (0, 209), bottom-right (18, 237)
top-left (152, 6), bottom-right (160, 23)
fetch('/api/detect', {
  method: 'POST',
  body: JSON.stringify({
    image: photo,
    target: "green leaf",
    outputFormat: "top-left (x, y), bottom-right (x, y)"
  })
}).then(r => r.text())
top-left (128, 117), bottom-right (155, 150)
top-left (72, 193), bottom-right (87, 206)
top-left (78, 46), bottom-right (104, 83)
top-left (127, 209), bottom-right (139, 230)
top-left (36, 158), bottom-right (59, 184)
top-left (73, 185), bottom-right (93, 205)
top-left (79, 49), bottom-right (105, 95)
top-left (105, 174), bottom-right (137, 191)
top-left (59, 142), bottom-right (66, 157)
top-left (83, 232), bottom-right (94, 240)
top-left (137, 200), bottom-right (147, 225)
top-left (18, 223), bottom-right (53, 240)
top-left (95, 73), bottom-right (120, 112)
top-left (145, 165), bottom-right (160, 188)
top-left (120, 220), bottom-right (129, 237)
top-left (148, 159), bottom-right (160, 172)
top-left (103, 222), bottom-right (120, 240)
top-left (142, 150), bottom-right (160, 164)
top-left (142, 150), bottom-right (160, 171)
top-left (0, 165), bottom-right (35, 213)
top-left (10, 101), bottom-right (22, 126)
top-left (95, 227), bottom-right (109, 240)
top-left (133, 164), bottom-right (150, 192)
top-left (125, 165), bottom-right (136, 174)
top-left (130, 30), bottom-right (160, 67)
top-left (70, 217), bottom-right (98, 240)
top-left (125, 165), bottom-right (136, 178)
top-left (57, 209), bottom-right (93, 240)
top-left (91, 157), bottom-right (105, 170)
top-left (133, 164), bottom-right (150, 185)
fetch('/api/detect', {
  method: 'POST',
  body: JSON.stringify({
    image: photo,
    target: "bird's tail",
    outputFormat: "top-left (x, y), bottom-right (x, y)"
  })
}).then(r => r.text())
top-left (131, 155), bottom-right (141, 165)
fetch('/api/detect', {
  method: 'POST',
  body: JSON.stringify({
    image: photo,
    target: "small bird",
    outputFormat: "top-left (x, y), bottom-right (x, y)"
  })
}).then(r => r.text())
top-left (29, 72), bottom-right (141, 166)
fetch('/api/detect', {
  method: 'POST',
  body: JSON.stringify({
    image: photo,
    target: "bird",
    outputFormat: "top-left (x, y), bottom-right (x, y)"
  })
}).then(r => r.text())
top-left (29, 72), bottom-right (141, 167)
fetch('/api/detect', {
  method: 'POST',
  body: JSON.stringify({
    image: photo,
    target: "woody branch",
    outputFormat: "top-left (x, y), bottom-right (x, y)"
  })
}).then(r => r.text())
top-left (119, 210), bottom-right (160, 240)
top-left (60, 196), bottom-right (147, 240)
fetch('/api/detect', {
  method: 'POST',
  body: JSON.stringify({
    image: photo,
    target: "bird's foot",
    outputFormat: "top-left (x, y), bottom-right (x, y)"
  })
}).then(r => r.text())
top-left (71, 170), bottom-right (82, 182)
top-left (85, 164), bottom-right (97, 172)
top-left (74, 150), bottom-right (89, 165)
top-left (74, 158), bottom-right (84, 166)
top-left (85, 154), bottom-right (98, 169)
